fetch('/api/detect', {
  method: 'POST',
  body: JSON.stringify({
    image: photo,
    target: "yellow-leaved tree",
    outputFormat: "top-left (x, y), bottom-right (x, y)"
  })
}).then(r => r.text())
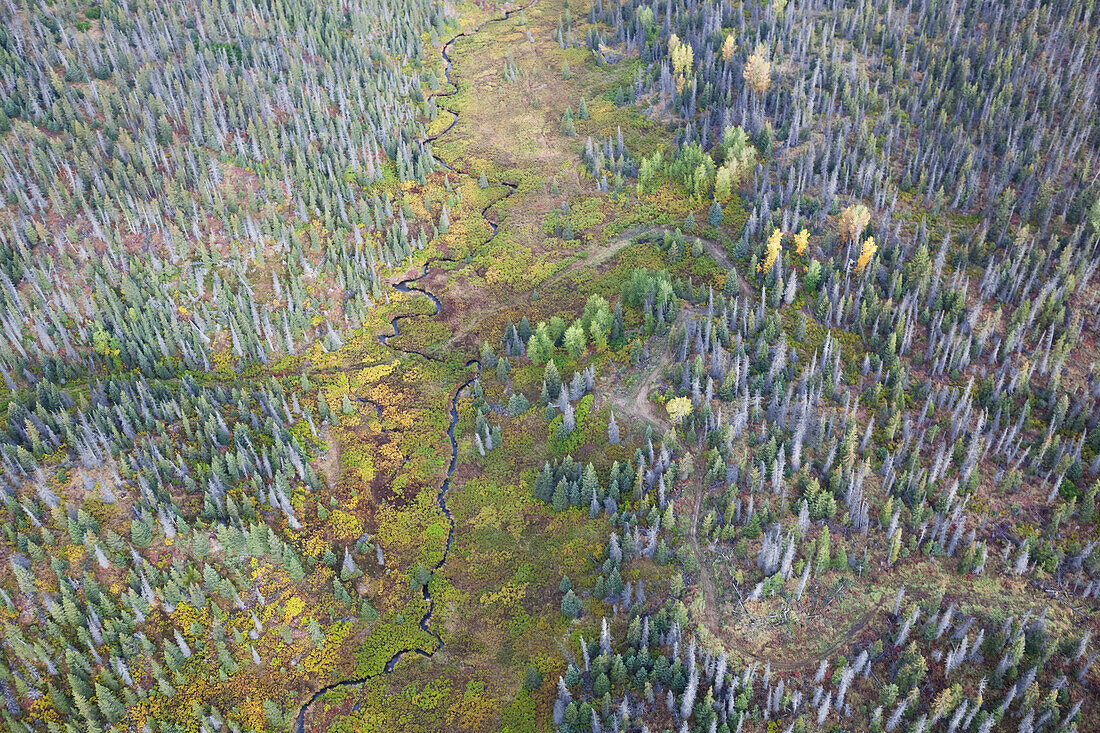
top-left (855, 237), bottom-right (877, 273)
top-left (839, 203), bottom-right (871, 244)
top-left (761, 228), bottom-right (783, 274)
top-left (722, 34), bottom-right (737, 62)
top-left (793, 228), bottom-right (810, 256)
top-left (670, 34), bottom-right (694, 94)
top-left (666, 397), bottom-right (692, 425)
top-left (743, 45), bottom-right (771, 94)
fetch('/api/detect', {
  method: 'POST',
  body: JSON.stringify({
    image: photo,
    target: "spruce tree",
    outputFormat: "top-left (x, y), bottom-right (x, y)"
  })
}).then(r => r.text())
top-left (535, 462), bottom-right (554, 502)
top-left (561, 589), bottom-right (582, 618)
top-left (709, 200), bottom-right (723, 226)
top-left (543, 359), bottom-right (562, 400)
top-left (552, 478), bottom-right (569, 512)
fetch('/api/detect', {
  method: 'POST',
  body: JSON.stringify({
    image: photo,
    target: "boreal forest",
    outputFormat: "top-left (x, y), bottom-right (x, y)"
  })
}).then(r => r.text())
top-left (0, 0), bottom-right (1099, 731)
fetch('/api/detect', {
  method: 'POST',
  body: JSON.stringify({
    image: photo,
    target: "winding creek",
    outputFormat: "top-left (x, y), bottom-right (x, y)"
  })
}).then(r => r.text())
top-left (294, 2), bottom-right (535, 729)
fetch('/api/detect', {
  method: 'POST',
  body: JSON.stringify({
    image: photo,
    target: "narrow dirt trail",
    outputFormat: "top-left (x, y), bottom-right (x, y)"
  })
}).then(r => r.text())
top-left (606, 306), bottom-right (691, 433)
top-left (607, 354), bottom-right (670, 433)
top-left (622, 226), bottom-right (754, 296)
top-left (446, 224), bottom-right (754, 353)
